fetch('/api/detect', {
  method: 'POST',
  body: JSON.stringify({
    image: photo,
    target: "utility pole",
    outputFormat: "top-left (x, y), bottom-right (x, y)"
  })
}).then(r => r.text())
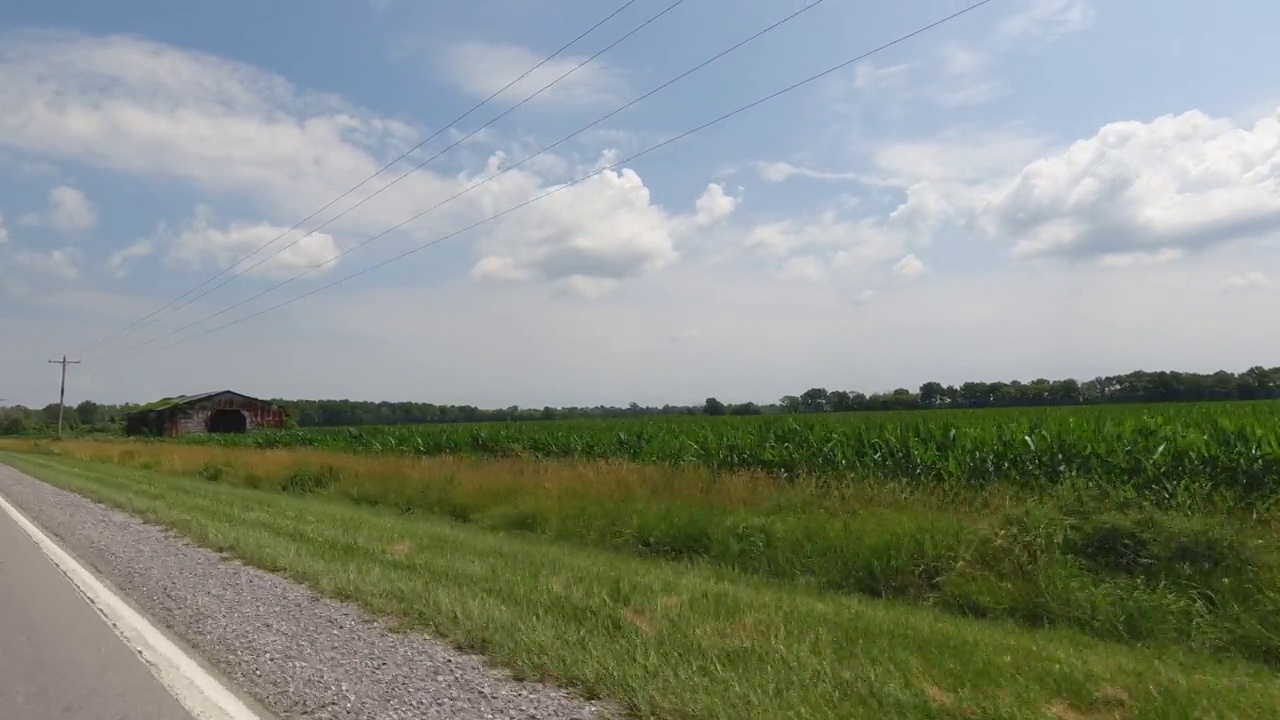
top-left (47, 355), bottom-right (81, 438)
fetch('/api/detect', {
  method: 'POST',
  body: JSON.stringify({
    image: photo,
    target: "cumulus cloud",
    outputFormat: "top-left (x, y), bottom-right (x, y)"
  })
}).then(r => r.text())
top-left (745, 210), bottom-right (910, 290)
top-left (977, 108), bottom-right (1280, 261)
top-left (164, 206), bottom-right (343, 279)
top-left (0, 31), bottom-right (695, 297)
top-left (692, 183), bottom-right (738, 226)
top-left (0, 31), bottom-right (473, 238)
top-left (825, 105), bottom-right (1280, 273)
top-left (22, 185), bottom-right (97, 233)
top-left (748, 213), bottom-right (902, 264)
top-left (892, 254), bottom-right (926, 281)
top-left (439, 41), bottom-right (627, 109)
top-left (472, 167), bottom-right (683, 294)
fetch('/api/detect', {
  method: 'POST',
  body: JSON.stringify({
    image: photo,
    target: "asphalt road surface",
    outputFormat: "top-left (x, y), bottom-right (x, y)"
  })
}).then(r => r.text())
top-left (0, 497), bottom-right (197, 720)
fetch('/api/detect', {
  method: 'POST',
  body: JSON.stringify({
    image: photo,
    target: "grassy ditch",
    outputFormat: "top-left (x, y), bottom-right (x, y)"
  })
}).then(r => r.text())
top-left (3, 451), bottom-right (1280, 719)
top-left (5, 438), bottom-right (1279, 667)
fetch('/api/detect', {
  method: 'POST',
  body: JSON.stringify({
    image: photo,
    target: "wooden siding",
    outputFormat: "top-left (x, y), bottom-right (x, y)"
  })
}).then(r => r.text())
top-left (127, 391), bottom-right (286, 437)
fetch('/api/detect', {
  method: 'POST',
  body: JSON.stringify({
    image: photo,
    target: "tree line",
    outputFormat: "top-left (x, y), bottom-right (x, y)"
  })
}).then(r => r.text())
top-left (2, 365), bottom-right (1279, 435)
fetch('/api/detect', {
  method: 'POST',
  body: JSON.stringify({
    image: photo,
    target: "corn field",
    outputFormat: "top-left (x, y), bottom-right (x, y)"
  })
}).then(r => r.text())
top-left (187, 401), bottom-right (1280, 500)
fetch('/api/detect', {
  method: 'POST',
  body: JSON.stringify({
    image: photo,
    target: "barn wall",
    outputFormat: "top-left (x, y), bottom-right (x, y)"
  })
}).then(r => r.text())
top-left (157, 393), bottom-right (287, 437)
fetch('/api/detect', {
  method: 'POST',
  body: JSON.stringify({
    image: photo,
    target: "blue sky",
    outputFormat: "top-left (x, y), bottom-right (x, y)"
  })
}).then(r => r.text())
top-left (2, 0), bottom-right (1280, 408)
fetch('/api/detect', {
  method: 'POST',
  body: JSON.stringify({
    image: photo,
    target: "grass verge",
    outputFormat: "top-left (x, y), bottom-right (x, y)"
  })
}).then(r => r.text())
top-left (3, 451), bottom-right (1280, 719)
top-left (6, 438), bottom-right (1279, 667)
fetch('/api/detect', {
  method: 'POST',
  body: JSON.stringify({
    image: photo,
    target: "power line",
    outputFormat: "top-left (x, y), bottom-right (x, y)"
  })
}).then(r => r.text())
top-left (77, 0), bottom-right (649, 357)
top-left (115, 0), bottom-right (998, 363)
top-left (105, 0), bottom-right (687, 350)
top-left (102, 0), bottom-right (832, 359)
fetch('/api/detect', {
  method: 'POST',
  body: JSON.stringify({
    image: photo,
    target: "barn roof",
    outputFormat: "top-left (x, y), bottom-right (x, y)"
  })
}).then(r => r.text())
top-left (128, 390), bottom-right (279, 414)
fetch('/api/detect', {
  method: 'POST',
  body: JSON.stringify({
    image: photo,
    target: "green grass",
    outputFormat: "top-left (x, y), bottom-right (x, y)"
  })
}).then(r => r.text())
top-left (186, 400), bottom-right (1280, 506)
top-left (11, 437), bottom-right (1280, 667)
top-left (5, 451), bottom-right (1280, 719)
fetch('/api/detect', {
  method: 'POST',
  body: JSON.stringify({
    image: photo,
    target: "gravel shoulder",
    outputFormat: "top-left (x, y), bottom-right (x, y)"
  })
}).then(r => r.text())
top-left (0, 463), bottom-right (611, 720)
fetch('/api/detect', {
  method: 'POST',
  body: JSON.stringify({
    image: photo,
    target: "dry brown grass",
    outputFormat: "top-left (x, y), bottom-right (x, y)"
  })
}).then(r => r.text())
top-left (0, 437), bottom-right (939, 517)
top-left (5, 437), bottom-right (1280, 673)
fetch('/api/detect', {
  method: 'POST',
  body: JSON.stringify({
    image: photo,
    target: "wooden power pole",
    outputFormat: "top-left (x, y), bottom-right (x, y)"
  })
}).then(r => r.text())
top-left (47, 355), bottom-right (81, 438)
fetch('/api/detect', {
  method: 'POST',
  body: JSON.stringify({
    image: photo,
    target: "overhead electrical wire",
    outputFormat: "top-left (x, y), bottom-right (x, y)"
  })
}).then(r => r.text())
top-left (77, 0), bottom-right (651, 356)
top-left (107, 0), bottom-right (688, 346)
top-left (98, 0), bottom-right (831, 360)
top-left (113, 0), bottom-right (997, 363)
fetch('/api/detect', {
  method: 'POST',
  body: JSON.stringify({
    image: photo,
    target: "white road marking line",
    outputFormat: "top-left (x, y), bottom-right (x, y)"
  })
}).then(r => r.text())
top-left (0, 491), bottom-right (265, 720)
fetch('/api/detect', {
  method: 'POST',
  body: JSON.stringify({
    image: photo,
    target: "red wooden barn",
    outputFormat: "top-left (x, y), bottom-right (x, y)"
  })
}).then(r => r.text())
top-left (124, 390), bottom-right (287, 437)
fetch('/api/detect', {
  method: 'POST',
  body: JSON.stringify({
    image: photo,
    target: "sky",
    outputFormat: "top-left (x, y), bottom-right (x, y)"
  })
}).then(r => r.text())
top-left (2, 0), bottom-right (1280, 409)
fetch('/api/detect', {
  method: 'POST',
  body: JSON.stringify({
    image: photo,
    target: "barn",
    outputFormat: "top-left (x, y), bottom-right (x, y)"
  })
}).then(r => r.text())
top-left (124, 390), bottom-right (288, 437)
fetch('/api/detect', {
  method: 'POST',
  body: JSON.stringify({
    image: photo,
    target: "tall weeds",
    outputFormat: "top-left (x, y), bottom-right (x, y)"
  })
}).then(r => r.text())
top-left (7, 437), bottom-right (1279, 665)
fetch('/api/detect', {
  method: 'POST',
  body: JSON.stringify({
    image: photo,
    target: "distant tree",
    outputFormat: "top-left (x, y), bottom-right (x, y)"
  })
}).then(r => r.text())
top-left (1240, 366), bottom-right (1280, 399)
top-left (36, 362), bottom-right (1280, 432)
top-left (1049, 378), bottom-right (1082, 405)
top-left (0, 415), bottom-right (29, 436)
top-left (890, 388), bottom-right (918, 408)
top-left (827, 390), bottom-right (853, 412)
top-left (799, 388), bottom-right (829, 413)
top-left (75, 400), bottom-right (104, 426)
top-left (39, 403), bottom-right (63, 426)
top-left (918, 381), bottom-right (946, 407)
top-left (703, 397), bottom-right (727, 416)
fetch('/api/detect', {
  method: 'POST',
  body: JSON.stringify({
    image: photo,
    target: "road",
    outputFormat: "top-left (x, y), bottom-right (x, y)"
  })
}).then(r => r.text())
top-left (0, 492), bottom-right (198, 720)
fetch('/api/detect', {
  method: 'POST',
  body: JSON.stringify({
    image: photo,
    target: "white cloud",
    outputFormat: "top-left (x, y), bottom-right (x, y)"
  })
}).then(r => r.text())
top-left (852, 62), bottom-right (914, 96)
top-left (0, 31), bottom-right (474, 239)
top-left (777, 255), bottom-right (827, 283)
top-left (15, 248), bottom-right (79, 280)
top-left (106, 239), bottom-right (154, 278)
top-left (851, 50), bottom-right (1003, 111)
top-left (51, 185), bottom-right (96, 232)
top-left (472, 167), bottom-right (682, 294)
top-left (747, 212), bottom-right (906, 283)
top-left (998, 0), bottom-right (1096, 44)
top-left (1222, 271), bottom-right (1269, 291)
top-left (692, 183), bottom-right (737, 226)
top-left (438, 41), bottom-right (627, 109)
top-left (1096, 249), bottom-right (1185, 269)
top-left (849, 1), bottom-right (1093, 111)
top-left (873, 129), bottom-right (1048, 185)
top-left (892, 254), bottom-right (926, 281)
top-left (755, 161), bottom-right (863, 184)
top-left (0, 212), bottom-right (8, 243)
top-left (826, 106), bottom-right (1280, 271)
top-left (977, 108), bottom-right (1280, 262)
top-left (26, 185), bottom-right (97, 233)
top-left (164, 206), bottom-right (342, 279)
top-left (0, 31), bottom-right (683, 296)
top-left (933, 44), bottom-right (1007, 108)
